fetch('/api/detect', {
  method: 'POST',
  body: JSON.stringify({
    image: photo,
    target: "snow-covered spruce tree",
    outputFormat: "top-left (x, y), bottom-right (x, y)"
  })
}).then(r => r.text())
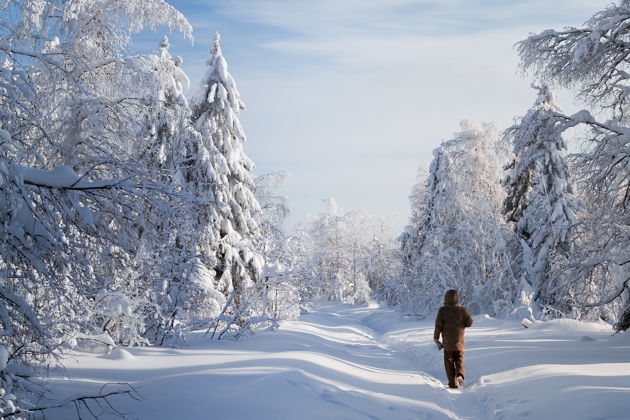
top-left (502, 82), bottom-right (579, 318)
top-left (396, 121), bottom-right (517, 317)
top-left (141, 35), bottom-right (191, 178)
top-left (189, 33), bottom-right (264, 331)
top-left (129, 36), bottom-right (222, 346)
top-left (517, 0), bottom-right (630, 330)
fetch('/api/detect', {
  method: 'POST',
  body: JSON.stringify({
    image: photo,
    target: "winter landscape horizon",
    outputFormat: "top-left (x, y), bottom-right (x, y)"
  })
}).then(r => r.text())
top-left (0, 0), bottom-right (629, 419)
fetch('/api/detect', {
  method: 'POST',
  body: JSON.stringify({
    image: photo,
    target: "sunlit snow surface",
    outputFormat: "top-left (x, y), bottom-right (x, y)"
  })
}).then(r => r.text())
top-left (46, 302), bottom-right (630, 419)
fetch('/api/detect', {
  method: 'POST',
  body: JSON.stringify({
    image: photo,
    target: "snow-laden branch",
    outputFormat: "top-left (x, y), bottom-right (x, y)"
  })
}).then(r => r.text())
top-left (554, 110), bottom-right (626, 136)
top-left (0, 383), bottom-right (142, 419)
top-left (576, 276), bottom-right (630, 308)
top-left (14, 164), bottom-right (129, 190)
top-left (0, 286), bottom-right (49, 339)
top-left (0, 44), bottom-right (68, 73)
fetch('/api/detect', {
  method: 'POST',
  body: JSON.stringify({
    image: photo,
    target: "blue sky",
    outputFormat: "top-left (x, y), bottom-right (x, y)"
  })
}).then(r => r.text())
top-left (133, 0), bottom-right (610, 232)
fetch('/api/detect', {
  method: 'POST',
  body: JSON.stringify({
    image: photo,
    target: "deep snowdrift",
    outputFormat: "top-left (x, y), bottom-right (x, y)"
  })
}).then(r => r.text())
top-left (44, 302), bottom-right (629, 419)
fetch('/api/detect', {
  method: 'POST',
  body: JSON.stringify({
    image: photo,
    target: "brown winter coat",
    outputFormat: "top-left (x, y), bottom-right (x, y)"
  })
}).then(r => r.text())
top-left (433, 290), bottom-right (473, 351)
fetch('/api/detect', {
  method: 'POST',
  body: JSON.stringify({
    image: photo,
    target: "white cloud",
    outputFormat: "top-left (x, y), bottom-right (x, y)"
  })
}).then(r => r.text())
top-left (178, 0), bottom-right (613, 231)
top-left (220, 0), bottom-right (610, 40)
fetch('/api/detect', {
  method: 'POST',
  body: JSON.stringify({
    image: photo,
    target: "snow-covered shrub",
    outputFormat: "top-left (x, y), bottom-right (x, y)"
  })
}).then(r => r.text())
top-left (92, 290), bottom-right (150, 347)
top-left (259, 265), bottom-right (300, 323)
top-left (259, 280), bottom-right (300, 326)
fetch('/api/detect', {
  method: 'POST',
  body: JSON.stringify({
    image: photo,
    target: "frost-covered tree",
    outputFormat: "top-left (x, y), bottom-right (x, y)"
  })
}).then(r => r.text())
top-left (0, 153), bottom-right (149, 414)
top-left (0, 0), bottom-right (197, 348)
top-left (400, 163), bottom-right (429, 286)
top-left (391, 164), bottom-right (429, 307)
top-left (141, 35), bottom-right (191, 177)
top-left (130, 37), bottom-right (219, 346)
top-left (366, 232), bottom-right (402, 305)
top-left (189, 33), bottom-right (264, 324)
top-left (408, 163), bottom-right (430, 230)
top-left (298, 199), bottom-right (358, 302)
top-left (254, 171), bottom-right (290, 266)
top-left (502, 82), bottom-right (579, 317)
top-left (2, 0), bottom-right (191, 171)
top-left (249, 171), bottom-right (302, 323)
top-left (396, 121), bottom-right (517, 317)
top-left (290, 199), bottom-right (398, 305)
top-left (0, 0), bottom-right (196, 413)
top-left (517, 0), bottom-right (630, 330)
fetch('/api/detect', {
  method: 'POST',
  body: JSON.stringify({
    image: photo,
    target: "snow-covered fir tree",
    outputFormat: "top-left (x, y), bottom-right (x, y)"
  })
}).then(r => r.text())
top-left (502, 82), bottom-right (579, 317)
top-left (189, 33), bottom-right (264, 324)
top-left (133, 36), bottom-right (219, 346)
top-left (396, 121), bottom-right (517, 317)
top-left (517, 0), bottom-right (630, 330)
top-left (141, 35), bottom-right (190, 176)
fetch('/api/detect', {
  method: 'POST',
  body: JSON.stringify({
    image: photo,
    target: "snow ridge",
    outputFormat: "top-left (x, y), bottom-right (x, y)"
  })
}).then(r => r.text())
top-left (45, 302), bottom-right (630, 419)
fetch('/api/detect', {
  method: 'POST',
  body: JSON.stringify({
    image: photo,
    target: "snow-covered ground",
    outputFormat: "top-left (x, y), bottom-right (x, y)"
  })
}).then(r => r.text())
top-left (45, 302), bottom-right (630, 419)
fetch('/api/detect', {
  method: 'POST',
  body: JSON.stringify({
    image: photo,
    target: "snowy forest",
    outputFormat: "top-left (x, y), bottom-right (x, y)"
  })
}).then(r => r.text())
top-left (0, 0), bottom-right (629, 418)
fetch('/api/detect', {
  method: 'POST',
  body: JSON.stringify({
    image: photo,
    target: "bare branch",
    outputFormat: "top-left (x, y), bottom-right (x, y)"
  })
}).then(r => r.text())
top-left (0, 383), bottom-right (142, 419)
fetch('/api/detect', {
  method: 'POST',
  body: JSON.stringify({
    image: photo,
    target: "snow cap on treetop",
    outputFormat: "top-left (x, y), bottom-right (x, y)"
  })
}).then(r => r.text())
top-left (160, 35), bottom-right (170, 50)
top-left (159, 35), bottom-right (171, 59)
top-left (531, 81), bottom-right (561, 112)
top-left (212, 32), bottom-right (221, 54)
top-left (322, 197), bottom-right (341, 216)
top-left (1, 57), bottom-right (12, 70)
top-left (460, 119), bottom-right (477, 132)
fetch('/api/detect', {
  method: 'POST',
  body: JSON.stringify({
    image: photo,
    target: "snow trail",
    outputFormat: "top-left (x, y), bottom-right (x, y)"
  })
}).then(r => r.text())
top-left (46, 302), bottom-right (630, 419)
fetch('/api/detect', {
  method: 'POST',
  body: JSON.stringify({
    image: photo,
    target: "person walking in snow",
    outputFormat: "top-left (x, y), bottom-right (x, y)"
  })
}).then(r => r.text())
top-left (434, 289), bottom-right (473, 389)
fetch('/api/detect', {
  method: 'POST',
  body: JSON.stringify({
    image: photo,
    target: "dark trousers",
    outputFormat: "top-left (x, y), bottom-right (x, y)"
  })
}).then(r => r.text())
top-left (443, 350), bottom-right (465, 388)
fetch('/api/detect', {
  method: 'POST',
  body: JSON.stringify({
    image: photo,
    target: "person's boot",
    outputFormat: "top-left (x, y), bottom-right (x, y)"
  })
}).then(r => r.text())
top-left (456, 375), bottom-right (464, 388)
